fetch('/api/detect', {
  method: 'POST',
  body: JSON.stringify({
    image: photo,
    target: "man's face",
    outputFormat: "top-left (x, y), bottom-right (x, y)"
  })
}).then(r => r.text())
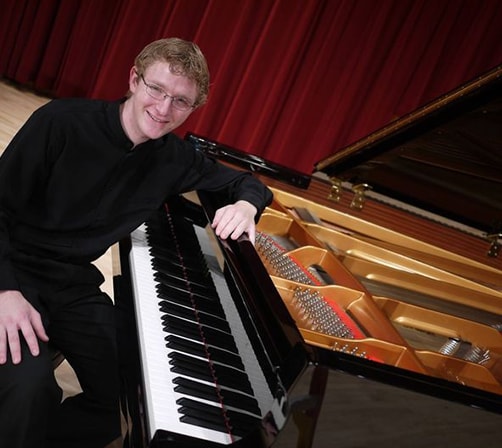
top-left (123, 61), bottom-right (198, 145)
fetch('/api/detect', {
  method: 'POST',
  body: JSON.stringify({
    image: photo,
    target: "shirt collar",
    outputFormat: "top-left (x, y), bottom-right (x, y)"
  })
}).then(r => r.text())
top-left (107, 98), bottom-right (134, 151)
top-left (108, 98), bottom-right (168, 152)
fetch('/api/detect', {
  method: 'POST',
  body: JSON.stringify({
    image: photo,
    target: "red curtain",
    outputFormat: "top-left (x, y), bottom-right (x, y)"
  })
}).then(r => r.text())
top-left (1, 0), bottom-right (501, 174)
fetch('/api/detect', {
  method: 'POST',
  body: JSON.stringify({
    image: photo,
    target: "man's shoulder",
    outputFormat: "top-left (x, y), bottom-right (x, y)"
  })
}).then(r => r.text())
top-left (40, 97), bottom-right (110, 115)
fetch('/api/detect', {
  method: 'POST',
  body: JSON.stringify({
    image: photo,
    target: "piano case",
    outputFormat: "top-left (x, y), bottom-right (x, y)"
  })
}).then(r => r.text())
top-left (184, 64), bottom-right (502, 443)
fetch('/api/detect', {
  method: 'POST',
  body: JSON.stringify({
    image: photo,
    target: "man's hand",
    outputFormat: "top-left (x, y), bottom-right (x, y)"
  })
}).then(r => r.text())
top-left (211, 200), bottom-right (258, 242)
top-left (0, 290), bottom-right (49, 365)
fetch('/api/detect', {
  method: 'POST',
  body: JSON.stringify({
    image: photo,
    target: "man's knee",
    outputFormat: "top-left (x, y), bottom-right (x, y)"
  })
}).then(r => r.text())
top-left (0, 350), bottom-right (61, 448)
top-left (0, 346), bottom-right (61, 407)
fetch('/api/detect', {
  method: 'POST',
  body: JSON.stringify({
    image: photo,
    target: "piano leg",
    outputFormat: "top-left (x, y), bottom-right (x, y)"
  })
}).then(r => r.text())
top-left (291, 365), bottom-right (329, 448)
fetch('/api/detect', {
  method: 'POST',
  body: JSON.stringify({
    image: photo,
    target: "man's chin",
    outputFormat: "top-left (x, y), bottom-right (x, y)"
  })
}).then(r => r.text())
top-left (146, 126), bottom-right (173, 140)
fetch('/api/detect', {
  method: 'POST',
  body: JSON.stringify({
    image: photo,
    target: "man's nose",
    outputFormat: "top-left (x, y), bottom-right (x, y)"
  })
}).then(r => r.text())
top-left (156, 96), bottom-right (174, 114)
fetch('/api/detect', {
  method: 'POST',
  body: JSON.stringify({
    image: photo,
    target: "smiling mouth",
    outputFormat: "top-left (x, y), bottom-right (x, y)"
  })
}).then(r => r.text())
top-left (147, 110), bottom-right (168, 124)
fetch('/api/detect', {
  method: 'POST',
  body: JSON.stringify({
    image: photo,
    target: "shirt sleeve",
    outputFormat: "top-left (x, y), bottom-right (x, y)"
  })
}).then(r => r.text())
top-left (173, 141), bottom-right (273, 219)
top-left (0, 104), bottom-right (56, 290)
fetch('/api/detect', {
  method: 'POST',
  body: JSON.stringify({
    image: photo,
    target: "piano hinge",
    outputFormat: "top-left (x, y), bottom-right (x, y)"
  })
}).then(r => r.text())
top-left (486, 232), bottom-right (502, 258)
top-left (327, 176), bottom-right (343, 202)
top-left (350, 183), bottom-right (372, 210)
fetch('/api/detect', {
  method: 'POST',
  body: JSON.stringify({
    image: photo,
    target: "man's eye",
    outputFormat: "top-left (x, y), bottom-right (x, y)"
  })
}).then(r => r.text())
top-left (174, 98), bottom-right (190, 108)
top-left (151, 85), bottom-right (163, 94)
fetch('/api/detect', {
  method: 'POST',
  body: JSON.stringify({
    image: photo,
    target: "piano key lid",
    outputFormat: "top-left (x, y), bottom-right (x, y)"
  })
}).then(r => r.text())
top-left (314, 64), bottom-right (502, 255)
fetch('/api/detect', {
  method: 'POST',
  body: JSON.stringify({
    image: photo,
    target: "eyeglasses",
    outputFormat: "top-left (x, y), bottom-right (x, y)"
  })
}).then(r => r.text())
top-left (140, 75), bottom-right (195, 112)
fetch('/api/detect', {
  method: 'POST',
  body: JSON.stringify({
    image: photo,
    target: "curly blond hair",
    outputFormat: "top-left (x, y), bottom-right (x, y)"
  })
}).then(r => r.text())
top-left (134, 38), bottom-right (210, 106)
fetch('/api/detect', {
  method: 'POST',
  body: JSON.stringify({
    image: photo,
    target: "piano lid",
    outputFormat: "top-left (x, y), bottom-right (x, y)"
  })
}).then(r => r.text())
top-left (315, 64), bottom-right (502, 236)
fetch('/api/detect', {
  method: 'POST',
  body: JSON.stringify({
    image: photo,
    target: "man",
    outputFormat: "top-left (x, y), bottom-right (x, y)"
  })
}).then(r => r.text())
top-left (0, 38), bottom-right (273, 447)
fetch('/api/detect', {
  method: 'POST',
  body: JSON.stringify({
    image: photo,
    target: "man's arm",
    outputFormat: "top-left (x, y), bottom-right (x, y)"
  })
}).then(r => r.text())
top-left (0, 104), bottom-right (55, 365)
top-left (175, 139), bottom-right (274, 227)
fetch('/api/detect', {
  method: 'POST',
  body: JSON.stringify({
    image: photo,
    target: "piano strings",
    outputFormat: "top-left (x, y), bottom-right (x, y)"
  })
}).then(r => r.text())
top-left (255, 231), bottom-right (366, 340)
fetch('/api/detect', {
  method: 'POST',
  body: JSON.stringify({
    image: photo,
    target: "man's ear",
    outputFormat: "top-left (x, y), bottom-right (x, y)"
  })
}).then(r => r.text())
top-left (128, 66), bottom-right (140, 93)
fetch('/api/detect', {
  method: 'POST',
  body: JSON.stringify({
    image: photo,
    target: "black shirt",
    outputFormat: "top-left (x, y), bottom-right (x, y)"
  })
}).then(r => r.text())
top-left (0, 98), bottom-right (272, 290)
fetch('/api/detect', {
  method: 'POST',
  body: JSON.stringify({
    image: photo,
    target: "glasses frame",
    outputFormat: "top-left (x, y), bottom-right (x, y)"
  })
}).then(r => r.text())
top-left (139, 74), bottom-right (195, 112)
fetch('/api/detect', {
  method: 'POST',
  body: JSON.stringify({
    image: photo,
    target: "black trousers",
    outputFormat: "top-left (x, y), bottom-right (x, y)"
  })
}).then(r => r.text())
top-left (0, 251), bottom-right (122, 448)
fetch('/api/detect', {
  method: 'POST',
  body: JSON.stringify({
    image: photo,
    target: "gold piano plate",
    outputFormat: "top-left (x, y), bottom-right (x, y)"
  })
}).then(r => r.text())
top-left (268, 188), bottom-right (502, 290)
top-left (255, 189), bottom-right (502, 395)
top-left (301, 328), bottom-right (425, 373)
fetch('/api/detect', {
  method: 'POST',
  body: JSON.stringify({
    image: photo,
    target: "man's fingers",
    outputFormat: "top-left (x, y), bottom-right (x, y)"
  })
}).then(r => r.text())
top-left (212, 212), bottom-right (233, 238)
top-left (0, 290), bottom-right (48, 364)
top-left (20, 319), bottom-right (44, 358)
top-left (6, 326), bottom-right (22, 364)
top-left (219, 217), bottom-right (240, 240)
top-left (30, 309), bottom-right (49, 342)
top-left (0, 330), bottom-right (7, 364)
top-left (212, 201), bottom-right (257, 240)
top-left (246, 225), bottom-right (256, 244)
top-left (1, 313), bottom-right (47, 364)
top-left (21, 309), bottom-right (49, 359)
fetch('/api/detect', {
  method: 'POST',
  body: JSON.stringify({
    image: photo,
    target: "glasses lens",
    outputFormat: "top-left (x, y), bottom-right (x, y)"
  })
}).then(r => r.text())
top-left (142, 76), bottom-right (193, 111)
top-left (147, 85), bottom-right (164, 100)
top-left (172, 98), bottom-right (191, 111)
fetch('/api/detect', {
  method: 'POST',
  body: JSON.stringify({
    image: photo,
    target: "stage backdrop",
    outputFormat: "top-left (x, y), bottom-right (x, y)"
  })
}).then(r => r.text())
top-left (1, 0), bottom-right (501, 174)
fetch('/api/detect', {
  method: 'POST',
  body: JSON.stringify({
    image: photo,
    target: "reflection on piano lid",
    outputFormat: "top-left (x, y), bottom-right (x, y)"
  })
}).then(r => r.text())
top-left (186, 133), bottom-right (311, 189)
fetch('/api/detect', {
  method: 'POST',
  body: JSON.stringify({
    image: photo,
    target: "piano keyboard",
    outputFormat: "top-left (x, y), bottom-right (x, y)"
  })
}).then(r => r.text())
top-left (128, 207), bottom-right (285, 445)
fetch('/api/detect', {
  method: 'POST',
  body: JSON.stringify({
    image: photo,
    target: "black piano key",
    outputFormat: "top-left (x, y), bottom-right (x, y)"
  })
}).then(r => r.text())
top-left (147, 233), bottom-right (204, 260)
top-left (146, 218), bottom-right (194, 238)
top-left (159, 301), bottom-right (231, 332)
top-left (153, 268), bottom-right (215, 293)
top-left (149, 240), bottom-right (203, 258)
top-left (162, 318), bottom-right (205, 344)
top-left (153, 272), bottom-right (218, 300)
top-left (159, 295), bottom-right (227, 321)
top-left (154, 271), bottom-right (217, 298)
top-left (178, 407), bottom-right (229, 433)
top-left (172, 377), bottom-right (261, 415)
top-left (162, 315), bottom-right (238, 353)
top-left (157, 288), bottom-right (225, 317)
top-left (148, 236), bottom-right (198, 255)
top-left (151, 253), bottom-right (205, 274)
top-left (178, 415), bottom-right (232, 437)
top-left (177, 398), bottom-right (261, 438)
top-left (152, 258), bottom-right (210, 284)
top-left (173, 377), bottom-right (219, 403)
top-left (165, 335), bottom-right (244, 370)
top-left (156, 283), bottom-right (225, 315)
top-left (150, 249), bottom-right (200, 269)
top-left (156, 281), bottom-right (218, 304)
top-left (168, 352), bottom-right (253, 394)
top-left (169, 354), bottom-right (214, 384)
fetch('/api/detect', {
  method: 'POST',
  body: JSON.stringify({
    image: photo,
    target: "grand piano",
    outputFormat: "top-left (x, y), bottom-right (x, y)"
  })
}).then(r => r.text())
top-left (116, 64), bottom-right (502, 447)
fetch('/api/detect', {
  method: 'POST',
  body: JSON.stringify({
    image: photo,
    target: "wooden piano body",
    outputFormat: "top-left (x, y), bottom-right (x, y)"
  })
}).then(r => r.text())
top-left (117, 64), bottom-right (502, 447)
